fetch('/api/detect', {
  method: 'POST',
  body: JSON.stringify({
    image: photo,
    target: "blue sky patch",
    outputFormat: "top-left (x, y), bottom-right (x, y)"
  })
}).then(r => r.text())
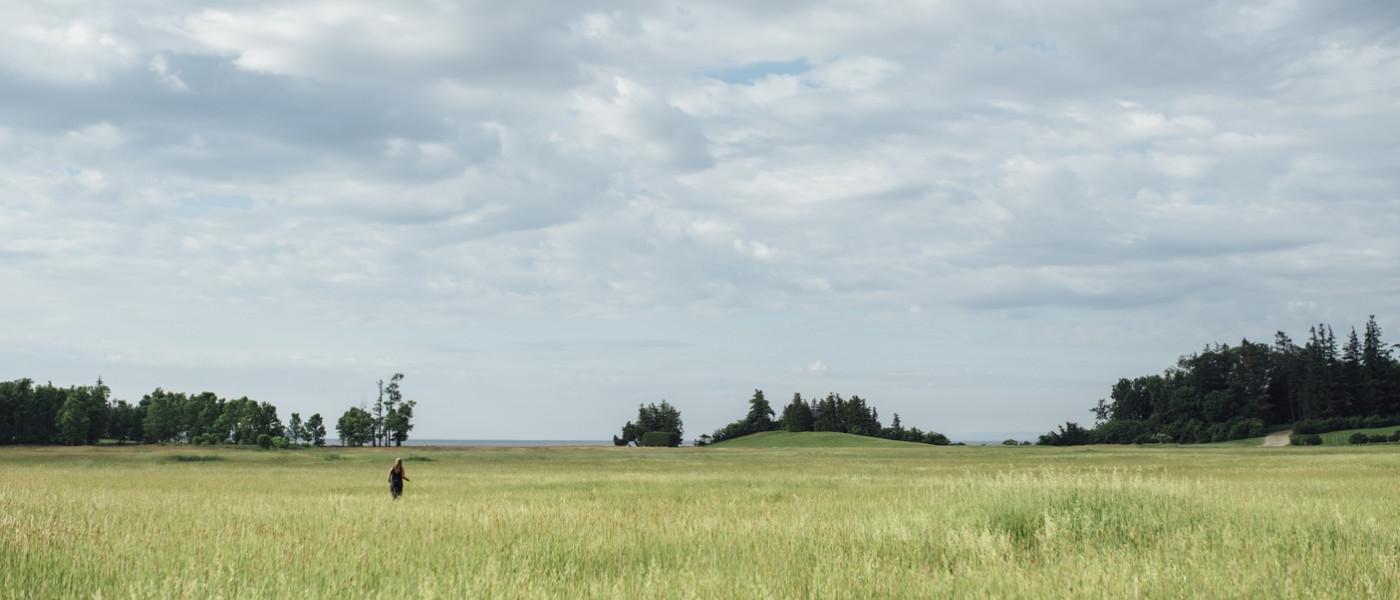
top-left (704, 57), bottom-right (810, 84)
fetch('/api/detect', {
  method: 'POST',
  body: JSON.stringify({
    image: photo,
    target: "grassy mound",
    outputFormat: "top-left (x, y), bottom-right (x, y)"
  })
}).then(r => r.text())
top-left (1208, 426), bottom-right (1400, 447)
top-left (707, 431), bottom-right (926, 448)
top-left (1316, 426), bottom-right (1400, 446)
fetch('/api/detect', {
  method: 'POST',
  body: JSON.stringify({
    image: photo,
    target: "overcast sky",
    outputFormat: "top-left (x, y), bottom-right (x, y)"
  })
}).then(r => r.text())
top-left (3, 1), bottom-right (1398, 440)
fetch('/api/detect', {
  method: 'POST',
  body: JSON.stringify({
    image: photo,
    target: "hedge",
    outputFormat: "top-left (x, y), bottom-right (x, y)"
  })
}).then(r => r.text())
top-left (641, 431), bottom-right (680, 447)
top-left (1295, 416), bottom-right (1400, 435)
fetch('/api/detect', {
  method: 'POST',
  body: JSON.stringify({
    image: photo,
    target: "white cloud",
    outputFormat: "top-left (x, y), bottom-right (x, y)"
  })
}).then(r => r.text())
top-left (65, 122), bottom-right (124, 148)
top-left (148, 54), bottom-right (189, 91)
top-left (0, 0), bottom-right (1397, 439)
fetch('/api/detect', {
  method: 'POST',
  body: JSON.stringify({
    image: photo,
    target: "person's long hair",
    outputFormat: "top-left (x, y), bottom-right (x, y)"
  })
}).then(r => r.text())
top-left (390, 458), bottom-right (404, 476)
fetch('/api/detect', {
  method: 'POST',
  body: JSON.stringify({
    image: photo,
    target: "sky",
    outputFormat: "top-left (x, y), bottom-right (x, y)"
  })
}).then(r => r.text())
top-left (2, 1), bottom-right (1398, 441)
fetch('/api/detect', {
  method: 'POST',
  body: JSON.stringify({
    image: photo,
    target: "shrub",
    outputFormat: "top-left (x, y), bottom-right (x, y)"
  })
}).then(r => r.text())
top-left (1002, 439), bottom-right (1020, 446)
top-left (272, 436), bottom-right (289, 449)
top-left (1092, 420), bottom-right (1149, 444)
top-left (1038, 422), bottom-right (1091, 446)
top-left (1227, 420), bottom-right (1251, 440)
top-left (1390, 431), bottom-right (1400, 443)
top-left (1290, 434), bottom-right (1322, 446)
top-left (165, 454), bottom-right (224, 462)
top-left (1367, 434), bottom-right (1389, 444)
top-left (641, 431), bottom-right (680, 447)
top-left (257, 434), bottom-right (273, 449)
top-left (1348, 433), bottom-right (1369, 445)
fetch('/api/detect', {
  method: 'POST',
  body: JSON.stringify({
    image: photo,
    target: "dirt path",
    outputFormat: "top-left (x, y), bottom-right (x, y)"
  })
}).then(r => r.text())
top-left (1263, 430), bottom-right (1292, 447)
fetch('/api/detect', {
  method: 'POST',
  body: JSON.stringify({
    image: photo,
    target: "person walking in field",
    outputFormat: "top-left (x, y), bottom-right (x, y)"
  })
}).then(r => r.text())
top-left (388, 458), bottom-right (410, 500)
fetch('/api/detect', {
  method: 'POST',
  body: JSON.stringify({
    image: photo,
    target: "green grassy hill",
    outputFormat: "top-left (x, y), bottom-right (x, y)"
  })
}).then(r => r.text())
top-left (1316, 426), bottom-right (1400, 446)
top-left (707, 431), bottom-right (927, 448)
top-left (1212, 426), bottom-right (1400, 447)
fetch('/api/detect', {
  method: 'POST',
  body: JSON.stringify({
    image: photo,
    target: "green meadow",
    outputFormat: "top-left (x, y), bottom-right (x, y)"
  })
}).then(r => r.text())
top-left (4, 440), bottom-right (1399, 598)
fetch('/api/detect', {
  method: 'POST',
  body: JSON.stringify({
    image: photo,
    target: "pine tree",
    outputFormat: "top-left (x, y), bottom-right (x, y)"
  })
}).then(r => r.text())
top-left (1343, 328), bottom-right (1366, 413)
top-left (1362, 316), bottom-right (1398, 415)
top-left (781, 393), bottom-right (813, 432)
top-left (743, 389), bottom-right (776, 433)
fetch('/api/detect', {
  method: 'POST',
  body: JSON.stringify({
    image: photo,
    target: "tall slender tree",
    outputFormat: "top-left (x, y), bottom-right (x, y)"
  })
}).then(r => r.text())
top-left (743, 389), bottom-right (777, 432)
top-left (372, 379), bottom-right (385, 447)
top-left (288, 413), bottom-right (305, 445)
top-left (382, 374), bottom-right (404, 446)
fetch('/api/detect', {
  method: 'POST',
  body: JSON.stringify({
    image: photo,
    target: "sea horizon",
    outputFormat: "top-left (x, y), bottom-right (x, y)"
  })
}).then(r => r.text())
top-left (392, 439), bottom-right (615, 447)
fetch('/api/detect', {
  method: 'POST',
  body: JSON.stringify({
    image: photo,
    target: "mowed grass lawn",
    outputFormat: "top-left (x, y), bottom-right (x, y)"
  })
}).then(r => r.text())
top-left (4, 444), bottom-right (1400, 598)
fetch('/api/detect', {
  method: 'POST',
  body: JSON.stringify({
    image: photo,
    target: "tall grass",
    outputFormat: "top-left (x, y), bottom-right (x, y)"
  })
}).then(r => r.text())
top-left (2, 445), bottom-right (1398, 598)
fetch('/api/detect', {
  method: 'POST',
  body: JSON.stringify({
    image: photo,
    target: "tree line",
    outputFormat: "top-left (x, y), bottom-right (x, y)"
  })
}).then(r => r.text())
top-left (0, 378), bottom-right (326, 447)
top-left (1041, 316), bottom-right (1400, 445)
top-left (695, 390), bottom-right (952, 446)
top-left (1, 373), bottom-right (418, 448)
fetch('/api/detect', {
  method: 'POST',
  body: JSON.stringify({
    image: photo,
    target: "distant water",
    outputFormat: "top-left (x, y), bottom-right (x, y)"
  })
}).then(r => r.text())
top-left (396, 439), bottom-right (613, 447)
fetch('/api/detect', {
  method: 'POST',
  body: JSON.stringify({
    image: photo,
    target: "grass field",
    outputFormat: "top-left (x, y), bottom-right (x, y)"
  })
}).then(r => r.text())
top-left (4, 442), bottom-right (1400, 598)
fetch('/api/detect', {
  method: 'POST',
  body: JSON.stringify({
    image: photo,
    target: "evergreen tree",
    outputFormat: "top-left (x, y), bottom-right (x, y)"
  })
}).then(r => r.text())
top-left (1343, 328), bottom-right (1366, 413)
top-left (781, 393), bottom-right (814, 432)
top-left (1362, 316), bottom-right (1398, 415)
top-left (812, 394), bottom-right (843, 432)
top-left (743, 389), bottom-right (777, 432)
top-left (882, 413), bottom-right (906, 440)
